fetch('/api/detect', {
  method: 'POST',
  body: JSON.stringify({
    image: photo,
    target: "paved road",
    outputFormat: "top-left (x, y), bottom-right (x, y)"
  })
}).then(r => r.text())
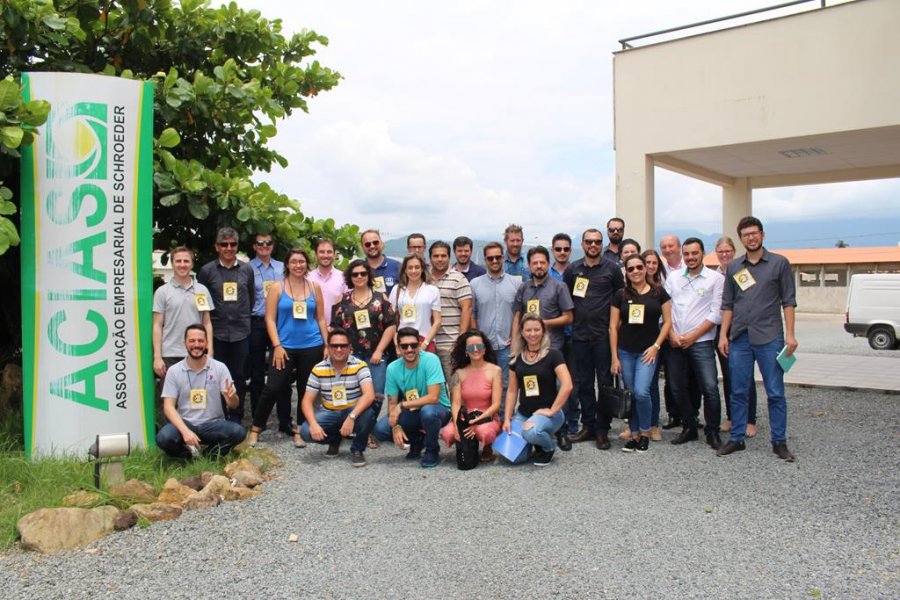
top-left (796, 312), bottom-right (899, 358)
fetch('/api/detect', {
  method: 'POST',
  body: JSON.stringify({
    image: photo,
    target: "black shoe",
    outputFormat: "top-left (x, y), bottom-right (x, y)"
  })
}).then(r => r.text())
top-left (670, 427), bottom-right (698, 445)
top-left (533, 449), bottom-right (554, 466)
top-left (716, 440), bottom-right (746, 456)
top-left (772, 443), bottom-right (795, 462)
top-left (595, 432), bottom-right (611, 450)
top-left (621, 438), bottom-right (639, 453)
top-left (570, 429), bottom-right (595, 443)
top-left (326, 440), bottom-right (341, 457)
top-left (661, 417), bottom-right (682, 430)
top-left (556, 430), bottom-right (572, 452)
top-left (405, 441), bottom-right (423, 460)
top-left (706, 432), bottom-right (723, 450)
top-left (636, 436), bottom-right (650, 453)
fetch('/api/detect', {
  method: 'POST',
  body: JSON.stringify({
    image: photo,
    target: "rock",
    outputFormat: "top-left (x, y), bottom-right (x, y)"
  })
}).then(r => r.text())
top-left (114, 510), bottom-right (138, 531)
top-left (157, 478), bottom-right (195, 505)
top-left (179, 475), bottom-right (204, 491)
top-left (224, 458), bottom-right (262, 480)
top-left (231, 470), bottom-right (263, 488)
top-left (223, 486), bottom-right (261, 501)
top-left (61, 490), bottom-right (104, 508)
top-left (182, 490), bottom-right (221, 511)
top-left (201, 475), bottom-right (231, 497)
top-left (0, 363), bottom-right (23, 414)
top-left (288, 534), bottom-right (299, 542)
top-left (130, 502), bottom-right (182, 522)
top-left (242, 448), bottom-right (283, 472)
top-left (18, 506), bottom-right (118, 553)
top-left (200, 471), bottom-right (217, 487)
top-left (109, 479), bottom-right (157, 504)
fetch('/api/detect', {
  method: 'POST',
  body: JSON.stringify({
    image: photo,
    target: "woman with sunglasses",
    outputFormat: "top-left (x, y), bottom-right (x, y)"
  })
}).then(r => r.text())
top-left (609, 255), bottom-right (672, 452)
top-left (504, 313), bottom-right (573, 466)
top-left (714, 236), bottom-right (757, 437)
top-left (248, 247), bottom-right (328, 447)
top-left (331, 259), bottom-right (398, 449)
top-left (389, 254), bottom-right (441, 352)
top-left (439, 330), bottom-right (503, 462)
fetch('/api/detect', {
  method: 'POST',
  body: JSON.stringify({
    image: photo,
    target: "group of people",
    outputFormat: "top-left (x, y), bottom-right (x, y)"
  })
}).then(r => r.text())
top-left (153, 215), bottom-right (798, 467)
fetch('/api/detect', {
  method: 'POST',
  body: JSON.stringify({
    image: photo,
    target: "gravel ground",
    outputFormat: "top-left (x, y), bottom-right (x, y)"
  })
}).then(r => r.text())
top-left (1, 384), bottom-right (898, 599)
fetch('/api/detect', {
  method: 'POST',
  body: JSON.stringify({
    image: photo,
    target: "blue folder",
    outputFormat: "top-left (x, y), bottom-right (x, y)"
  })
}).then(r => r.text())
top-left (494, 420), bottom-right (530, 463)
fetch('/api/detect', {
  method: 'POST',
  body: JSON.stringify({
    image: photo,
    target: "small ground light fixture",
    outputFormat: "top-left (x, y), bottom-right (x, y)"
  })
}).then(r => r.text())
top-left (87, 433), bottom-right (131, 489)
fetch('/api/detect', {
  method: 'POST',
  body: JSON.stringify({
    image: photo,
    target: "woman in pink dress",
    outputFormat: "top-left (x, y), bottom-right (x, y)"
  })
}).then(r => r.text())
top-left (439, 329), bottom-right (502, 461)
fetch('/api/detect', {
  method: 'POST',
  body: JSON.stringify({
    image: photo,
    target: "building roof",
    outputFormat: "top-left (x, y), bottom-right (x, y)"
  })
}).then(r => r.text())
top-left (704, 246), bottom-right (900, 267)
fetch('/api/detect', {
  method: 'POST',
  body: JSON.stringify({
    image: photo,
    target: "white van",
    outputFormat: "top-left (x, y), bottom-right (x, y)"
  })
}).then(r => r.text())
top-left (844, 273), bottom-right (900, 350)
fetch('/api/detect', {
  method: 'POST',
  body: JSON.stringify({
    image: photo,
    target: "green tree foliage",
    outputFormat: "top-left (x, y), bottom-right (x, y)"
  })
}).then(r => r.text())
top-left (0, 0), bottom-right (359, 362)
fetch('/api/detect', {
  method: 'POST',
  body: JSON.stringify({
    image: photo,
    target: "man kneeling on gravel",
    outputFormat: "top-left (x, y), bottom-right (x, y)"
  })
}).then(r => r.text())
top-left (300, 328), bottom-right (377, 467)
top-left (156, 324), bottom-right (246, 459)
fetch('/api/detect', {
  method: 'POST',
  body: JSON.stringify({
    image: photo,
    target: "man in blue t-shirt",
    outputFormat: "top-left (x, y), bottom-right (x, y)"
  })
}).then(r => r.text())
top-left (373, 327), bottom-right (450, 468)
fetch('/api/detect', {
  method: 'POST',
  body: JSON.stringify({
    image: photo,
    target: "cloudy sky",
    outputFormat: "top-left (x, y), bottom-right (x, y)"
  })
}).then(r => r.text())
top-left (234, 0), bottom-right (897, 246)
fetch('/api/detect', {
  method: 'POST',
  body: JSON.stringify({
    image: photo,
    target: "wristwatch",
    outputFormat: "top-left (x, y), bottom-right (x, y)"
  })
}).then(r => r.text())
top-left (348, 413), bottom-right (357, 421)
top-left (653, 343), bottom-right (661, 350)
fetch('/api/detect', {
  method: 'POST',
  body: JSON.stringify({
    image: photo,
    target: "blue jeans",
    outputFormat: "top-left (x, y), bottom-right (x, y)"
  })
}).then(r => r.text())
top-left (617, 349), bottom-right (656, 434)
top-left (666, 340), bottom-right (722, 435)
top-left (373, 404), bottom-right (450, 454)
top-left (513, 410), bottom-right (565, 452)
top-left (300, 406), bottom-right (376, 453)
top-left (650, 356), bottom-right (662, 428)
top-left (214, 337), bottom-right (250, 423)
top-left (156, 419), bottom-right (246, 458)
top-left (728, 333), bottom-right (787, 444)
top-left (572, 338), bottom-right (613, 433)
top-left (358, 353), bottom-right (388, 419)
top-left (716, 326), bottom-right (757, 424)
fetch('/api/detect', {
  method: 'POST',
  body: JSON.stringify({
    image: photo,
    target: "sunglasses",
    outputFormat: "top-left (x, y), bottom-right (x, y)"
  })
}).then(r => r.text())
top-left (255, 240), bottom-right (273, 247)
top-left (351, 271), bottom-right (369, 278)
top-left (608, 227), bottom-right (624, 233)
top-left (329, 343), bottom-right (350, 349)
top-left (553, 247), bottom-right (571, 252)
top-left (466, 343), bottom-right (485, 352)
top-left (363, 240), bottom-right (380, 248)
top-left (626, 264), bottom-right (645, 273)
top-left (399, 342), bottom-right (418, 350)
top-left (218, 241), bottom-right (238, 248)
top-left (584, 239), bottom-right (603, 246)
top-left (485, 255), bottom-right (503, 262)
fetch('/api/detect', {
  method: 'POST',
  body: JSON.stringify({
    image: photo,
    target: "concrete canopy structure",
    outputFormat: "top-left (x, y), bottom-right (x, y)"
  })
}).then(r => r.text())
top-left (613, 0), bottom-right (900, 246)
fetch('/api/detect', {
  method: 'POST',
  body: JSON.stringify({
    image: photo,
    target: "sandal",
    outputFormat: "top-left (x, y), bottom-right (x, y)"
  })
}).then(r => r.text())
top-left (291, 426), bottom-right (307, 448)
top-left (247, 426), bottom-right (263, 448)
top-left (367, 435), bottom-right (378, 450)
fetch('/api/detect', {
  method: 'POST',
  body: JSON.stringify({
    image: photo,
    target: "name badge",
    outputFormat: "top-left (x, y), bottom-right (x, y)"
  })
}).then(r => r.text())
top-left (331, 385), bottom-right (348, 407)
top-left (523, 375), bottom-right (540, 397)
top-left (628, 304), bottom-right (645, 325)
top-left (401, 304), bottom-right (416, 323)
top-left (404, 388), bottom-right (420, 410)
top-left (263, 280), bottom-right (274, 297)
top-left (526, 299), bottom-right (540, 315)
top-left (354, 310), bottom-right (371, 329)
top-left (292, 301), bottom-right (308, 319)
top-left (194, 294), bottom-right (211, 311)
top-left (573, 276), bottom-right (589, 298)
top-left (189, 388), bottom-right (207, 410)
top-left (734, 268), bottom-right (756, 291)
top-left (372, 276), bottom-right (386, 293)
top-left (223, 282), bottom-right (238, 302)
top-left (512, 275), bottom-right (523, 282)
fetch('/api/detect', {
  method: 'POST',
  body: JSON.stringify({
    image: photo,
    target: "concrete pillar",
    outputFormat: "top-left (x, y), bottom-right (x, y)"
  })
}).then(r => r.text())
top-left (722, 177), bottom-right (751, 238)
top-left (615, 154), bottom-right (655, 249)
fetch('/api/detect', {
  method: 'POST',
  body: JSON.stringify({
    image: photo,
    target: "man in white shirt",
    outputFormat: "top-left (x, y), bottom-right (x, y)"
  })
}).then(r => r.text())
top-left (664, 237), bottom-right (725, 450)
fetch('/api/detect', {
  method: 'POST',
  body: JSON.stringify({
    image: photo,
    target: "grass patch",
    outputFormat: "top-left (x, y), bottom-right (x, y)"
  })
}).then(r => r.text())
top-left (0, 409), bottom-right (233, 551)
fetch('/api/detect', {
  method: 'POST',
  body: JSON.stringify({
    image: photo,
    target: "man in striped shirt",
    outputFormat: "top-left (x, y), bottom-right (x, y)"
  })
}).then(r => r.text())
top-left (429, 240), bottom-right (473, 380)
top-left (299, 328), bottom-right (376, 467)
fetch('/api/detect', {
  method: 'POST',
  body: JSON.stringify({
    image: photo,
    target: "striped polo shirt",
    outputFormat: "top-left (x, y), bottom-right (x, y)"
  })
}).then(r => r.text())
top-left (306, 355), bottom-right (372, 411)
top-left (433, 270), bottom-right (472, 348)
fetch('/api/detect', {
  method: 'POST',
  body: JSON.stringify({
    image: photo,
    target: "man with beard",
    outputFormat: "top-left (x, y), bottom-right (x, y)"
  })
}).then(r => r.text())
top-left (503, 224), bottom-right (531, 281)
top-left (717, 216), bottom-right (798, 462)
top-left (452, 235), bottom-right (486, 282)
top-left (156, 324), bottom-right (246, 459)
top-left (549, 233), bottom-right (580, 441)
top-left (308, 238), bottom-right (347, 324)
top-left (361, 229), bottom-right (401, 296)
top-left (603, 218), bottom-right (625, 265)
top-left (565, 229), bottom-right (624, 450)
top-left (664, 237), bottom-right (725, 450)
top-left (430, 241), bottom-right (473, 379)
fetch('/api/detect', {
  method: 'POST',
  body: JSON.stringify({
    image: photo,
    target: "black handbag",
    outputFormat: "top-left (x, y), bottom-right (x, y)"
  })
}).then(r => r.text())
top-left (600, 375), bottom-right (633, 420)
top-left (455, 409), bottom-right (481, 471)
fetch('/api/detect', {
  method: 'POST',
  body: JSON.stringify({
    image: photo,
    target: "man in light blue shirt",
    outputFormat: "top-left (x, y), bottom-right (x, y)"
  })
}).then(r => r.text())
top-left (470, 241), bottom-right (521, 396)
top-left (502, 223), bottom-right (531, 282)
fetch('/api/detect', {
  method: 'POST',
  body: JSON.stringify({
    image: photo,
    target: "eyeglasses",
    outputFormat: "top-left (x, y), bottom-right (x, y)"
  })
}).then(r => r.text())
top-left (485, 255), bottom-right (503, 262)
top-left (466, 343), bottom-right (485, 352)
top-left (626, 264), bottom-right (645, 273)
top-left (363, 240), bottom-right (380, 248)
top-left (607, 227), bottom-right (623, 233)
top-left (351, 271), bottom-right (368, 278)
top-left (399, 342), bottom-right (419, 350)
top-left (218, 241), bottom-right (238, 248)
top-left (288, 260), bottom-right (306, 266)
top-left (329, 343), bottom-right (350, 349)
top-left (254, 240), bottom-right (273, 247)
top-left (553, 246), bottom-right (571, 253)
top-left (740, 230), bottom-right (762, 239)
top-left (584, 239), bottom-right (603, 246)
